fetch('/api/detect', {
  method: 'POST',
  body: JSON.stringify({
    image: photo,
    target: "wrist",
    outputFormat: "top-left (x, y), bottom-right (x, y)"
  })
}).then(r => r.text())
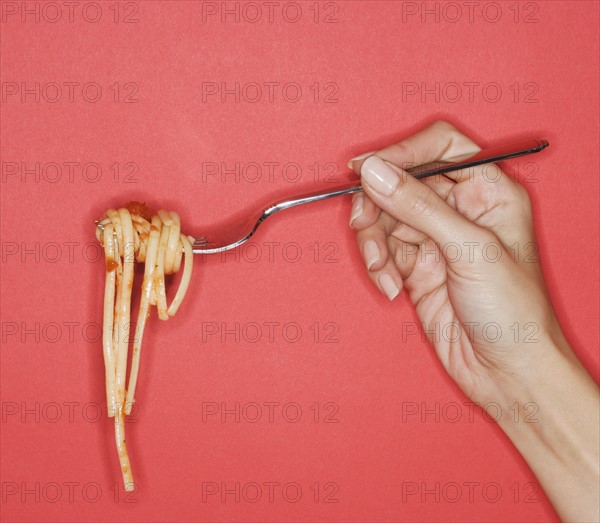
top-left (482, 334), bottom-right (600, 523)
top-left (485, 330), bottom-right (597, 458)
top-left (481, 325), bottom-right (573, 409)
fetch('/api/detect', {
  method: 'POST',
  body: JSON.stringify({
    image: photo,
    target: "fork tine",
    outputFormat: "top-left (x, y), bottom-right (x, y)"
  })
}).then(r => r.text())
top-left (193, 237), bottom-right (210, 246)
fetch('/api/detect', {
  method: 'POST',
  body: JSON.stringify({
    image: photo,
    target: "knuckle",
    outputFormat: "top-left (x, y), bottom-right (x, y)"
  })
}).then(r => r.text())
top-left (507, 181), bottom-right (532, 215)
top-left (432, 120), bottom-right (457, 133)
top-left (387, 142), bottom-right (414, 168)
top-left (432, 120), bottom-right (477, 151)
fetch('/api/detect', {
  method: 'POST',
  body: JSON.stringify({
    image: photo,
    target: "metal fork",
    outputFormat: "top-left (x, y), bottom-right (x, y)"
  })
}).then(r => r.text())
top-left (193, 138), bottom-right (549, 254)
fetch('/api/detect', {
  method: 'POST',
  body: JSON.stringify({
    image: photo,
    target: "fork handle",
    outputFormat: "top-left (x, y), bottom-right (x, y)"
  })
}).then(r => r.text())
top-left (264, 138), bottom-right (548, 217)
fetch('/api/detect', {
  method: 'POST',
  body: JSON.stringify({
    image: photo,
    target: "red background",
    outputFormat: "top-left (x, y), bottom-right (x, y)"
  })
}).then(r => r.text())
top-left (1, 1), bottom-right (599, 522)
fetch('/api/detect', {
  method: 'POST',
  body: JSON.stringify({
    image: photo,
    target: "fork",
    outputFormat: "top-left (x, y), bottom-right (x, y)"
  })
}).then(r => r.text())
top-left (193, 138), bottom-right (549, 254)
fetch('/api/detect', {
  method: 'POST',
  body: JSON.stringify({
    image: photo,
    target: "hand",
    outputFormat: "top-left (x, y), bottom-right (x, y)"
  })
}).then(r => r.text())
top-left (348, 120), bottom-right (566, 405)
top-left (347, 120), bottom-right (599, 523)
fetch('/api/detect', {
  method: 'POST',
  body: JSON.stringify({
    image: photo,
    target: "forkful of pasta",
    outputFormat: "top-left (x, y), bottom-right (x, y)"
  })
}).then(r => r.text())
top-left (95, 202), bottom-right (194, 491)
top-left (94, 137), bottom-right (548, 493)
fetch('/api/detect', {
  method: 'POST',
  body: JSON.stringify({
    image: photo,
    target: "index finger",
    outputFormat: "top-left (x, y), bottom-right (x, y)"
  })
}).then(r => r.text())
top-left (349, 120), bottom-right (481, 176)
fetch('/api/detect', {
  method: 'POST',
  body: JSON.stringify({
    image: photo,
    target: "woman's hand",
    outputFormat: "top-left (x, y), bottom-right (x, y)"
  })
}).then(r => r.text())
top-left (347, 120), bottom-right (599, 523)
top-left (349, 120), bottom-right (565, 405)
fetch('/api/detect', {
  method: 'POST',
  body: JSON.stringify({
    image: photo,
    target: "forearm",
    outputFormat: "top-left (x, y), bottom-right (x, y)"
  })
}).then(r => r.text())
top-left (492, 340), bottom-right (600, 523)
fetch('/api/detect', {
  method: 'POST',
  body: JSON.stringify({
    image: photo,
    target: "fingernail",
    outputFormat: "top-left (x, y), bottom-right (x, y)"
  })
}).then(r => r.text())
top-left (347, 151), bottom-right (375, 169)
top-left (349, 194), bottom-right (364, 227)
top-left (361, 156), bottom-right (399, 195)
top-left (378, 273), bottom-right (400, 301)
top-left (363, 240), bottom-right (380, 270)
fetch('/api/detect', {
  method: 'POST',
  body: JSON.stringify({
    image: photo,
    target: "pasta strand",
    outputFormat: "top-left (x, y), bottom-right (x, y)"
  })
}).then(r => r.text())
top-left (96, 202), bottom-right (193, 492)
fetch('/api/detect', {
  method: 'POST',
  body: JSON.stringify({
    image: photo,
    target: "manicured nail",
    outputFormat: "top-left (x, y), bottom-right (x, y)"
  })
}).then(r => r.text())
top-left (349, 194), bottom-right (364, 227)
top-left (378, 273), bottom-right (400, 301)
top-left (363, 240), bottom-right (380, 270)
top-left (361, 156), bottom-right (399, 196)
top-left (347, 151), bottom-right (375, 169)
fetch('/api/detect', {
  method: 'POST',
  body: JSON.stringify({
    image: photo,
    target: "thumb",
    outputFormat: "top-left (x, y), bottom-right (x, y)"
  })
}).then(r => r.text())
top-left (360, 155), bottom-right (489, 252)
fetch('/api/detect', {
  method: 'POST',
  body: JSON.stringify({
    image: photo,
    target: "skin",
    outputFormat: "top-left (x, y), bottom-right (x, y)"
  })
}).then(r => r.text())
top-left (348, 121), bottom-right (599, 523)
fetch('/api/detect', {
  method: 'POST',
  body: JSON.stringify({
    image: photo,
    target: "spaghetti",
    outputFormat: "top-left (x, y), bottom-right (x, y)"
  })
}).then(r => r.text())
top-left (95, 202), bottom-right (194, 491)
